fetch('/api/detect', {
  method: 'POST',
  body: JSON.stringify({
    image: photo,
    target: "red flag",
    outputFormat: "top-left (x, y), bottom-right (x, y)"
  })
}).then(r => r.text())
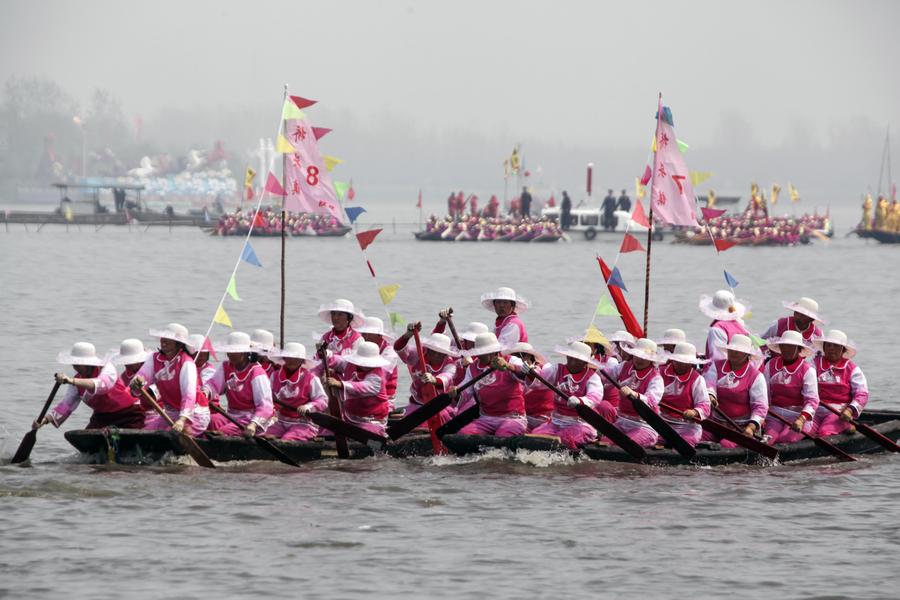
top-left (619, 233), bottom-right (646, 253)
top-left (347, 184), bottom-right (356, 200)
top-left (312, 127), bottom-right (331, 140)
top-left (416, 189), bottom-right (422, 208)
top-left (597, 256), bottom-right (644, 338)
top-left (264, 172), bottom-right (285, 196)
top-left (714, 239), bottom-right (738, 252)
top-left (701, 207), bottom-right (726, 221)
top-left (290, 96), bottom-right (317, 110)
top-left (356, 228), bottom-right (382, 251)
top-left (201, 336), bottom-right (218, 360)
top-left (631, 199), bottom-right (650, 227)
top-left (253, 211), bottom-right (267, 228)
top-left (639, 165), bottom-right (652, 186)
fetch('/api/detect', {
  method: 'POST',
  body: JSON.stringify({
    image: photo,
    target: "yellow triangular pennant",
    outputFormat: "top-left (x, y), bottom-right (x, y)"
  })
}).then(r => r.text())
top-left (690, 171), bottom-right (713, 186)
top-left (323, 155), bottom-right (343, 172)
top-left (651, 136), bottom-right (657, 153)
top-left (378, 283), bottom-right (400, 305)
top-left (276, 134), bottom-right (295, 154)
top-left (214, 304), bottom-right (233, 328)
top-left (282, 100), bottom-right (306, 121)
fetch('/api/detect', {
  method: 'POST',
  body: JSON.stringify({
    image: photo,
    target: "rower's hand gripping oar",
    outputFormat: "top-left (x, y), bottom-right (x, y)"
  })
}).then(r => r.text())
top-left (526, 365), bottom-right (647, 461)
top-left (659, 401), bottom-right (779, 460)
top-left (208, 402), bottom-right (302, 467)
top-left (593, 367), bottom-right (695, 459)
top-left (318, 343), bottom-right (350, 459)
top-left (269, 398), bottom-right (386, 448)
top-left (11, 381), bottom-right (62, 464)
top-left (766, 409), bottom-right (857, 462)
top-left (432, 367), bottom-right (497, 439)
top-left (136, 386), bottom-right (216, 469)
top-left (819, 402), bottom-right (900, 453)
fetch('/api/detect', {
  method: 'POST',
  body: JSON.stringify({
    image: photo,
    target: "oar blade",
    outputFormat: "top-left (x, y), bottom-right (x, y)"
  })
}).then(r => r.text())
top-left (629, 396), bottom-right (696, 459)
top-left (11, 430), bottom-right (38, 464)
top-left (810, 435), bottom-right (857, 462)
top-left (174, 432), bottom-right (216, 468)
top-left (387, 394), bottom-right (452, 440)
top-left (575, 404), bottom-right (647, 461)
top-left (853, 421), bottom-right (900, 453)
top-left (309, 412), bottom-right (387, 447)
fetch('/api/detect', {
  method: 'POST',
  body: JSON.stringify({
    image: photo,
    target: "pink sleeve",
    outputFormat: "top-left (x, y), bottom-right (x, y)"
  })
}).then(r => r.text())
top-left (49, 385), bottom-right (81, 426)
top-left (343, 372), bottom-right (383, 398)
top-left (435, 362), bottom-right (457, 391)
top-left (249, 372), bottom-right (274, 426)
top-left (702, 364), bottom-right (719, 397)
top-left (581, 372), bottom-right (604, 407)
top-left (748, 373), bottom-right (769, 425)
top-left (691, 376), bottom-right (712, 420)
top-left (638, 375), bottom-right (664, 411)
top-left (206, 364), bottom-right (225, 395)
top-left (89, 364), bottom-right (118, 395)
top-left (849, 365), bottom-right (869, 416)
top-left (800, 367), bottom-right (819, 419)
top-left (306, 376), bottom-right (329, 412)
top-left (177, 361), bottom-right (198, 419)
top-left (135, 355), bottom-right (156, 384)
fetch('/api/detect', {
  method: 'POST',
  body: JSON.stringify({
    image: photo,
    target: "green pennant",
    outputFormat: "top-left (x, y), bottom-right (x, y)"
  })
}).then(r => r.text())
top-left (750, 334), bottom-right (766, 348)
top-left (389, 312), bottom-right (406, 328)
top-left (677, 139), bottom-right (689, 153)
top-left (226, 274), bottom-right (241, 301)
top-left (333, 181), bottom-right (349, 200)
top-left (594, 295), bottom-right (619, 317)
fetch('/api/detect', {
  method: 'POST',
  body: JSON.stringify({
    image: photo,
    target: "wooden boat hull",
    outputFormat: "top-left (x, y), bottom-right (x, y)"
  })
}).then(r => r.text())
top-left (854, 228), bottom-right (900, 243)
top-left (442, 411), bottom-right (900, 466)
top-left (212, 226), bottom-right (351, 238)
top-left (64, 429), bottom-right (433, 464)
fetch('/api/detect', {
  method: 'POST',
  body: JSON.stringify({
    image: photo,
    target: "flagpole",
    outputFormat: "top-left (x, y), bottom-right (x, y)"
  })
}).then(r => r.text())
top-left (418, 188), bottom-right (423, 232)
top-left (280, 84), bottom-right (288, 350)
top-left (643, 93), bottom-right (662, 337)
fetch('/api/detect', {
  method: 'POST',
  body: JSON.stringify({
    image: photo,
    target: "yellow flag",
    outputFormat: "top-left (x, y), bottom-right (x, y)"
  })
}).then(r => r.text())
top-left (770, 184), bottom-right (781, 205)
top-left (690, 171), bottom-right (713, 186)
top-left (651, 136), bottom-right (657, 153)
top-left (276, 134), bottom-right (295, 154)
top-left (244, 167), bottom-right (256, 188)
top-left (323, 155), bottom-right (343, 172)
top-left (214, 304), bottom-right (233, 328)
top-left (635, 177), bottom-right (646, 201)
top-left (378, 283), bottom-right (400, 305)
top-left (584, 325), bottom-right (611, 347)
top-left (282, 100), bottom-right (306, 120)
top-left (789, 183), bottom-right (800, 202)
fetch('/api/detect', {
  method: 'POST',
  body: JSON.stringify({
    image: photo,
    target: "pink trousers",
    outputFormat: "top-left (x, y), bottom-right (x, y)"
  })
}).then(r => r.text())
top-left (207, 411), bottom-right (262, 436)
top-left (402, 400), bottom-right (454, 429)
top-left (605, 416), bottom-right (658, 447)
top-left (526, 414), bottom-right (551, 432)
top-left (764, 409), bottom-right (814, 444)
top-left (144, 407), bottom-right (209, 437)
top-left (265, 419), bottom-right (319, 441)
top-left (701, 419), bottom-right (756, 449)
top-left (458, 414), bottom-right (527, 437)
top-left (812, 407), bottom-right (853, 437)
top-left (532, 420), bottom-right (597, 449)
top-left (663, 420), bottom-right (703, 447)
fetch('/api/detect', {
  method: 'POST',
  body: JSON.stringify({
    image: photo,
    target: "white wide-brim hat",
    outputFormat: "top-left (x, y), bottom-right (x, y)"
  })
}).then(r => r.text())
top-left (699, 290), bottom-right (747, 322)
top-left (356, 316), bottom-right (394, 341)
top-left (767, 330), bottom-right (812, 357)
top-left (186, 334), bottom-right (210, 355)
top-left (149, 322), bottom-right (190, 344)
top-left (460, 322), bottom-right (489, 342)
top-left (422, 333), bottom-right (458, 357)
top-left (812, 329), bottom-right (857, 359)
top-left (719, 334), bottom-right (762, 359)
top-left (657, 328), bottom-right (687, 347)
top-left (58, 342), bottom-right (107, 366)
top-left (623, 338), bottom-right (663, 363)
top-left (215, 331), bottom-right (254, 354)
top-left (607, 330), bottom-right (636, 345)
top-left (250, 329), bottom-right (276, 352)
top-left (782, 297), bottom-right (824, 323)
top-left (663, 342), bottom-right (708, 366)
top-left (509, 341), bottom-right (546, 364)
top-left (318, 298), bottom-right (365, 328)
top-left (480, 286), bottom-right (530, 312)
top-left (345, 340), bottom-right (392, 368)
top-left (270, 342), bottom-right (312, 365)
top-left (111, 338), bottom-right (149, 365)
top-left (465, 332), bottom-right (504, 357)
top-left (554, 341), bottom-right (601, 368)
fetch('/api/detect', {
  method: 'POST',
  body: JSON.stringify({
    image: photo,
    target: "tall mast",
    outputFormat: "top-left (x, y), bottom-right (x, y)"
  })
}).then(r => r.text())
top-left (280, 84), bottom-right (288, 349)
top-left (643, 93), bottom-right (662, 337)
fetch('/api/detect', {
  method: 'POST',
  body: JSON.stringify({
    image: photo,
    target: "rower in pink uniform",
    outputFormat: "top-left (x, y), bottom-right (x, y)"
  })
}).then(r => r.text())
top-left (187, 334), bottom-right (218, 408)
top-left (206, 331), bottom-right (274, 437)
top-left (250, 329), bottom-right (279, 376)
top-left (702, 334), bottom-right (769, 446)
top-left (265, 342), bottom-right (328, 441)
top-left (324, 341), bottom-right (392, 436)
top-left (700, 290), bottom-right (750, 362)
top-left (355, 316), bottom-right (400, 411)
top-left (810, 330), bottom-right (869, 436)
top-left (603, 338), bottom-right (664, 447)
top-left (763, 330), bottom-right (819, 443)
top-left (509, 342), bottom-right (554, 431)
top-left (760, 297), bottom-right (824, 351)
top-left (658, 342), bottom-right (711, 447)
top-left (131, 323), bottom-right (210, 436)
top-left (35, 342), bottom-right (144, 431)
top-left (452, 332), bottom-right (528, 437)
top-left (531, 341), bottom-right (613, 449)
top-left (393, 323), bottom-right (458, 427)
top-left (480, 286), bottom-right (529, 347)
top-left (318, 298), bottom-right (365, 359)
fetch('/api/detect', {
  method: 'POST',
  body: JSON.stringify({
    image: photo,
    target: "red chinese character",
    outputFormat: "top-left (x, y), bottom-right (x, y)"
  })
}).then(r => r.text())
top-left (657, 163), bottom-right (667, 178)
top-left (656, 190), bottom-right (667, 205)
top-left (292, 179), bottom-right (301, 195)
top-left (658, 132), bottom-right (669, 149)
top-left (291, 125), bottom-right (307, 142)
top-left (291, 153), bottom-right (302, 169)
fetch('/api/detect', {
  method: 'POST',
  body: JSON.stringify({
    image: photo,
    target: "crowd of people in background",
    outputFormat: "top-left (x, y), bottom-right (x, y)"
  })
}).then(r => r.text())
top-left (213, 207), bottom-right (347, 237)
top-left (859, 193), bottom-right (900, 232)
top-left (420, 215), bottom-right (565, 242)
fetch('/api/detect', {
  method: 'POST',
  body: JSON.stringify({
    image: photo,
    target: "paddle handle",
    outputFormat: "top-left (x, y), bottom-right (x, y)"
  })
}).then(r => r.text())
top-left (444, 309), bottom-right (463, 349)
top-left (659, 401), bottom-right (696, 421)
top-left (210, 402), bottom-right (249, 430)
top-left (139, 387), bottom-right (177, 427)
top-left (35, 381), bottom-right (63, 426)
top-left (412, 328), bottom-right (444, 454)
top-left (819, 401), bottom-right (853, 421)
top-left (819, 402), bottom-right (900, 452)
top-left (318, 345), bottom-right (349, 458)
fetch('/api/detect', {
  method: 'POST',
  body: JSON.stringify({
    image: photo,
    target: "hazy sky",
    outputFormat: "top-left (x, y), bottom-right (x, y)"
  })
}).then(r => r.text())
top-left (2, 0), bottom-right (898, 202)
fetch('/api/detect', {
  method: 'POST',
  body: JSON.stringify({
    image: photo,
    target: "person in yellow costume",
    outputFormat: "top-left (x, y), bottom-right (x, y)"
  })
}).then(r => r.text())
top-left (875, 195), bottom-right (889, 230)
top-left (861, 194), bottom-right (873, 230)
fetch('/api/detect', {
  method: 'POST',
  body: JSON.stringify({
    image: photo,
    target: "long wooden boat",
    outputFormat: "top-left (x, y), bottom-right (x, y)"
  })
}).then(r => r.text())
top-left (441, 410), bottom-right (900, 466)
top-left (853, 228), bottom-right (900, 244)
top-left (209, 226), bottom-right (352, 238)
top-left (64, 429), bottom-right (433, 465)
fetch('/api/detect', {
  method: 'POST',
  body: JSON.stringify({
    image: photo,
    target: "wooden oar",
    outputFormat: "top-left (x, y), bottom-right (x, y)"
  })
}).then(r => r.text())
top-left (766, 409), bottom-right (856, 462)
top-left (412, 326), bottom-right (445, 454)
top-left (307, 412), bottom-right (388, 447)
top-left (526, 366), bottom-right (647, 461)
top-left (436, 403), bottom-right (480, 438)
top-left (11, 381), bottom-right (62, 464)
top-left (443, 308), bottom-right (464, 349)
top-left (819, 402), bottom-right (900, 453)
top-left (659, 401), bottom-right (779, 460)
top-left (594, 368), bottom-right (695, 459)
top-left (137, 388), bottom-right (215, 468)
top-left (208, 403), bottom-right (301, 467)
top-left (712, 405), bottom-right (766, 441)
top-left (319, 345), bottom-right (349, 459)
top-left (397, 367), bottom-right (494, 439)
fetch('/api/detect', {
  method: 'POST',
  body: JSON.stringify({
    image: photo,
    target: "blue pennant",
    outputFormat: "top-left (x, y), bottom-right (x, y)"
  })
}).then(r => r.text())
top-left (240, 242), bottom-right (263, 267)
top-left (606, 266), bottom-right (628, 292)
top-left (724, 270), bottom-right (739, 288)
top-left (345, 206), bottom-right (366, 224)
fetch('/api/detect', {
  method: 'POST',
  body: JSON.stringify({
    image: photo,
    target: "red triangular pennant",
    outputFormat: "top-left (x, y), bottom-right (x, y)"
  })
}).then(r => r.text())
top-left (253, 211), bottom-right (267, 228)
top-left (201, 336), bottom-right (218, 360)
top-left (639, 165), bottom-right (652, 186)
top-left (356, 228), bottom-right (382, 251)
top-left (701, 207), bottom-right (726, 221)
top-left (264, 172), bottom-right (285, 196)
top-left (347, 184), bottom-right (356, 200)
top-left (619, 233), bottom-right (646, 253)
top-left (631, 199), bottom-right (650, 227)
top-left (290, 96), bottom-right (317, 110)
top-left (312, 127), bottom-right (331, 140)
top-left (714, 239), bottom-right (738, 252)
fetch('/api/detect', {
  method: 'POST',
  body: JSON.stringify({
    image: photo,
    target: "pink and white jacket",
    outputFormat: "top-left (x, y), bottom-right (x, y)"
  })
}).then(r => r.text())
top-left (660, 364), bottom-right (711, 422)
top-left (605, 361), bottom-right (664, 420)
top-left (761, 317), bottom-right (823, 346)
top-left (705, 319), bottom-right (750, 362)
top-left (136, 351), bottom-right (207, 419)
top-left (50, 363), bottom-right (139, 426)
top-left (321, 327), bottom-right (362, 356)
top-left (764, 356), bottom-right (819, 419)
top-left (814, 356), bottom-right (869, 417)
top-left (495, 314), bottom-right (528, 347)
top-left (458, 356), bottom-right (526, 417)
top-left (207, 361), bottom-right (274, 427)
top-left (704, 360), bottom-right (768, 425)
top-left (270, 366), bottom-right (327, 420)
top-left (535, 363), bottom-right (605, 425)
top-left (397, 342), bottom-right (457, 404)
top-left (341, 365), bottom-right (391, 422)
